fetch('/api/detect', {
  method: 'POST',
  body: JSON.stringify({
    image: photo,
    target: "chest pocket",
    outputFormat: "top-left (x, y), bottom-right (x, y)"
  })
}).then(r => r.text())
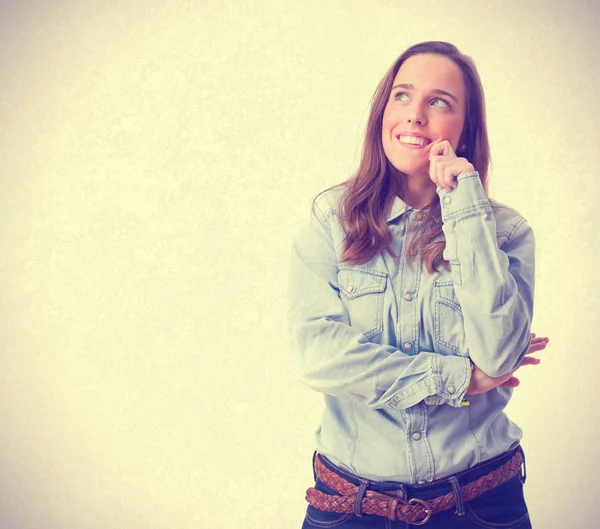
top-left (337, 265), bottom-right (387, 339)
top-left (434, 281), bottom-right (468, 356)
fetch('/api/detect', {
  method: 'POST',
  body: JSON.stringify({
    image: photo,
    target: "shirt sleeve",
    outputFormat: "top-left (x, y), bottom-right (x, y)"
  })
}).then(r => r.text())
top-left (288, 201), bottom-right (472, 411)
top-left (437, 172), bottom-right (535, 377)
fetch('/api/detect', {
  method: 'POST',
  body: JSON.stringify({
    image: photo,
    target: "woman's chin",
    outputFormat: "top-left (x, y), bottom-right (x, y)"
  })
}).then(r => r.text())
top-left (391, 165), bottom-right (431, 180)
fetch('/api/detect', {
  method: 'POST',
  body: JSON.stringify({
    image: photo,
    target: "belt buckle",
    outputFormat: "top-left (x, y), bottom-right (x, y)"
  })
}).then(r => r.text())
top-left (408, 498), bottom-right (432, 525)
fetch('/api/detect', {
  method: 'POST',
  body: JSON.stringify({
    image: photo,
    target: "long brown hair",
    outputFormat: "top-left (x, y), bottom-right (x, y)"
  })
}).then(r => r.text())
top-left (336, 41), bottom-right (490, 272)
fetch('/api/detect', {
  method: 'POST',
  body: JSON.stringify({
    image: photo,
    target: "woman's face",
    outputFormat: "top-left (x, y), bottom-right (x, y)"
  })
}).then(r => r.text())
top-left (381, 53), bottom-right (467, 179)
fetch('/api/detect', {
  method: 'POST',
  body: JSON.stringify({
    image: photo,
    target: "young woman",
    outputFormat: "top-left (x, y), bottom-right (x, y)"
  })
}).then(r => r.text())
top-left (289, 42), bottom-right (548, 528)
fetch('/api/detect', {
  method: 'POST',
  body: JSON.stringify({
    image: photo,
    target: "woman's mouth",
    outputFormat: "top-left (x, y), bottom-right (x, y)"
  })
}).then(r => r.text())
top-left (396, 134), bottom-right (432, 147)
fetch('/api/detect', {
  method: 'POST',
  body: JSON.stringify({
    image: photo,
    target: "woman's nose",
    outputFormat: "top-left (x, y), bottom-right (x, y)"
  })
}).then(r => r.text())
top-left (407, 111), bottom-right (427, 126)
top-left (407, 104), bottom-right (427, 126)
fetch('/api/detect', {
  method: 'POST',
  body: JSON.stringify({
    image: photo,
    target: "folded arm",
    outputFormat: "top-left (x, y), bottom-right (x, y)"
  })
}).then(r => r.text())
top-left (288, 201), bottom-right (471, 410)
top-left (438, 172), bottom-right (535, 377)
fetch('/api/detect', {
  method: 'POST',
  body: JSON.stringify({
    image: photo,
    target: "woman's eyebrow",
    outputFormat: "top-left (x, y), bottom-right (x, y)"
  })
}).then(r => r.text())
top-left (391, 83), bottom-right (414, 91)
top-left (432, 89), bottom-right (459, 104)
top-left (391, 83), bottom-right (459, 104)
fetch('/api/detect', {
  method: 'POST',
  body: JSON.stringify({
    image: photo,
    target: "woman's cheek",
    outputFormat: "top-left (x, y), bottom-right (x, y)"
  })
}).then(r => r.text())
top-left (440, 118), bottom-right (465, 150)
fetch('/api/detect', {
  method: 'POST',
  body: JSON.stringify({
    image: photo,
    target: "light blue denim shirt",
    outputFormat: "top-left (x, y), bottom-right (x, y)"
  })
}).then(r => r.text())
top-left (289, 172), bottom-right (534, 483)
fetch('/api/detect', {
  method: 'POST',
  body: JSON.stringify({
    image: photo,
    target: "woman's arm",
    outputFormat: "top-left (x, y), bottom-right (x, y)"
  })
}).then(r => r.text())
top-left (288, 201), bottom-right (471, 410)
top-left (468, 334), bottom-right (548, 394)
top-left (429, 141), bottom-right (535, 377)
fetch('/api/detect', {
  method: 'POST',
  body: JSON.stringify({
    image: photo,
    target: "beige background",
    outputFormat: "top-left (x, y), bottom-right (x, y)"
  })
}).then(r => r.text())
top-left (1, 1), bottom-right (598, 527)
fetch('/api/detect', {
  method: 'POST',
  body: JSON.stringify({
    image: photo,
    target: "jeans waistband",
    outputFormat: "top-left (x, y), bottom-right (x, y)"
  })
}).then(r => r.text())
top-left (316, 445), bottom-right (525, 500)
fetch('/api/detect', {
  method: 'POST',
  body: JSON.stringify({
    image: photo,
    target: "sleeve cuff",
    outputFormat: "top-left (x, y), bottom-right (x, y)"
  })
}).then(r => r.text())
top-left (436, 172), bottom-right (491, 222)
top-left (423, 355), bottom-right (471, 408)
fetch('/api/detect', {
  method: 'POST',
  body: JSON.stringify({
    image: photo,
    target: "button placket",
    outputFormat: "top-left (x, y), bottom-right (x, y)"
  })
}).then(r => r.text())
top-left (409, 403), bottom-right (433, 483)
top-left (397, 218), bottom-right (420, 357)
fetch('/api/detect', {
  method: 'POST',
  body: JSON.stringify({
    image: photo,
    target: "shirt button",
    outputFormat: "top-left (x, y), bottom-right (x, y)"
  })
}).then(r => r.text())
top-left (415, 212), bottom-right (423, 220)
top-left (444, 195), bottom-right (452, 205)
top-left (404, 293), bottom-right (413, 301)
top-left (448, 386), bottom-right (456, 394)
top-left (412, 432), bottom-right (421, 441)
top-left (403, 342), bottom-right (412, 350)
top-left (417, 480), bottom-right (427, 485)
top-left (346, 284), bottom-right (354, 293)
top-left (409, 248), bottom-right (417, 256)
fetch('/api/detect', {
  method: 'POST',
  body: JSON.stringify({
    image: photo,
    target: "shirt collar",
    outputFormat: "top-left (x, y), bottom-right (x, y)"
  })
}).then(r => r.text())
top-left (387, 195), bottom-right (409, 223)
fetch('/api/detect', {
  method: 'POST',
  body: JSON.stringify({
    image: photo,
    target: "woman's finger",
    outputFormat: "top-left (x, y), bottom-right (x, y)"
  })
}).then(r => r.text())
top-left (525, 337), bottom-right (549, 354)
top-left (516, 356), bottom-right (541, 368)
top-left (429, 139), bottom-right (453, 157)
top-left (429, 158), bottom-right (454, 190)
top-left (529, 332), bottom-right (549, 345)
top-left (530, 337), bottom-right (548, 345)
top-left (526, 342), bottom-right (548, 354)
top-left (530, 335), bottom-right (549, 343)
top-left (429, 159), bottom-right (447, 189)
top-left (501, 376), bottom-right (520, 388)
top-left (442, 164), bottom-right (459, 189)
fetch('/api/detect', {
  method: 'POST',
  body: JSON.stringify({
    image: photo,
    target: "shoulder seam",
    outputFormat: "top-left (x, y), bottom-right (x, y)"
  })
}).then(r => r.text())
top-left (313, 197), bottom-right (334, 225)
top-left (506, 216), bottom-right (528, 243)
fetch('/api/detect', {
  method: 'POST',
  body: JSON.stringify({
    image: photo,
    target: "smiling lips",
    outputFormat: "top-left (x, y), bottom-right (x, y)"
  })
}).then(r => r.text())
top-left (397, 134), bottom-right (432, 147)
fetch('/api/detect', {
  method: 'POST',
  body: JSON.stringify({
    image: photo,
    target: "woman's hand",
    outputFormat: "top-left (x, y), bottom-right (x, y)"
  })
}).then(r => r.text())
top-left (466, 334), bottom-right (549, 395)
top-left (428, 139), bottom-right (474, 191)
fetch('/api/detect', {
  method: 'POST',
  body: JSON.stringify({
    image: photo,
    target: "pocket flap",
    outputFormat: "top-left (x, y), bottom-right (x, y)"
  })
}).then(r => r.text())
top-left (337, 266), bottom-right (387, 299)
top-left (434, 280), bottom-right (462, 312)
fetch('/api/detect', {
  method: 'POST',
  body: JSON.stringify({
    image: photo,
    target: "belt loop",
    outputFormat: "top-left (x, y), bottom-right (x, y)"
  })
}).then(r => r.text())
top-left (449, 476), bottom-right (465, 516)
top-left (353, 480), bottom-right (369, 517)
top-left (398, 484), bottom-right (407, 498)
top-left (519, 446), bottom-right (527, 484)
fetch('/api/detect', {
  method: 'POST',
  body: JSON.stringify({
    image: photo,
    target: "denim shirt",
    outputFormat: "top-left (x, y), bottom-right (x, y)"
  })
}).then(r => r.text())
top-left (289, 172), bottom-right (535, 483)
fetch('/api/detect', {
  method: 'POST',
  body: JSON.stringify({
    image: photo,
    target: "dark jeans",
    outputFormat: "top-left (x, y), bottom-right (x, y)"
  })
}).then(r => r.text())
top-left (302, 446), bottom-right (531, 528)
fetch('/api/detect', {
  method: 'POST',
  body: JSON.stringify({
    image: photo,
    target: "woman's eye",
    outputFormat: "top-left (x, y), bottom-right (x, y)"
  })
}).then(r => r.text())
top-left (431, 98), bottom-right (450, 108)
top-left (394, 91), bottom-right (409, 101)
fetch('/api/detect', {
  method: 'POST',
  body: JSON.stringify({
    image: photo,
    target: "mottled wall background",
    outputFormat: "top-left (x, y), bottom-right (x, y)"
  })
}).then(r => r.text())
top-left (0, 1), bottom-right (598, 527)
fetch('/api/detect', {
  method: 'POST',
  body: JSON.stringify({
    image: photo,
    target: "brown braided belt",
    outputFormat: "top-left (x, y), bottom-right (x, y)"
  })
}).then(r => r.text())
top-left (306, 450), bottom-right (524, 525)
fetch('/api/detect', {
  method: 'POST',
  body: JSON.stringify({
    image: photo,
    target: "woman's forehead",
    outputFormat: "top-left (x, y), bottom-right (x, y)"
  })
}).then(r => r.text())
top-left (393, 54), bottom-right (465, 101)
